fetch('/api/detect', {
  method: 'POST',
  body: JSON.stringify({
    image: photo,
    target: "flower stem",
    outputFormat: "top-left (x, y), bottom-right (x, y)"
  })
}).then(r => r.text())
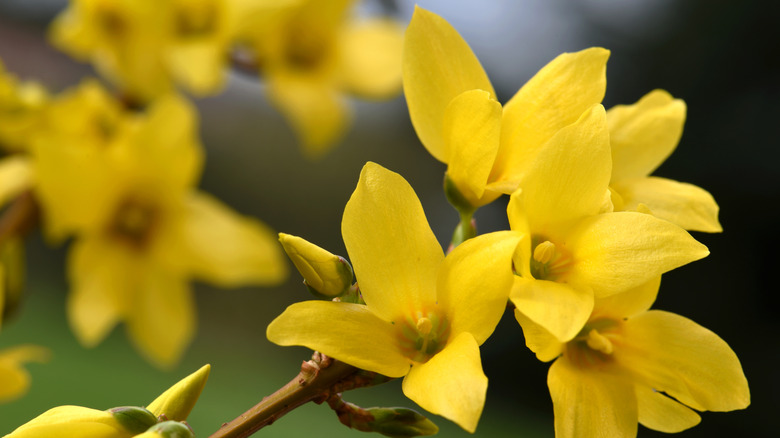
top-left (208, 354), bottom-right (358, 438)
top-left (448, 211), bottom-right (476, 252)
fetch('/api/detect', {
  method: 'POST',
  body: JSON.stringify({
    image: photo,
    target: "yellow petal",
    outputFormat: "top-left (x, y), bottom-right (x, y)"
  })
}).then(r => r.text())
top-left (0, 345), bottom-right (49, 403)
top-left (6, 406), bottom-right (129, 438)
top-left (402, 332), bottom-right (486, 433)
top-left (616, 310), bottom-right (750, 412)
top-left (0, 156), bottom-right (34, 208)
top-left (510, 277), bottom-right (593, 342)
top-left (167, 41), bottom-right (226, 95)
top-left (635, 384), bottom-right (701, 433)
top-left (592, 276), bottom-right (661, 320)
top-left (494, 47), bottom-right (609, 184)
top-left (147, 364), bottom-right (211, 421)
top-left (339, 18), bottom-right (403, 99)
top-left (512, 105), bottom-right (611, 228)
top-left (125, 268), bottom-right (195, 368)
top-left (566, 212), bottom-right (709, 297)
top-left (267, 76), bottom-right (350, 158)
top-left (342, 162), bottom-right (443, 321)
top-left (513, 309), bottom-right (563, 362)
top-left (608, 89), bottom-right (686, 181)
top-left (167, 192), bottom-right (288, 287)
top-left (266, 301), bottom-right (410, 378)
top-left (67, 238), bottom-right (135, 348)
top-left (438, 230), bottom-right (521, 345)
top-left (612, 176), bottom-right (722, 232)
top-left (402, 6), bottom-right (495, 162)
top-left (443, 89), bottom-right (503, 205)
top-left (548, 358), bottom-right (637, 438)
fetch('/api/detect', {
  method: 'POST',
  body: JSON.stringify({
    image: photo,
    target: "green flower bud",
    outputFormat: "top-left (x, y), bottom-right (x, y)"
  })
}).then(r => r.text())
top-left (137, 421), bottom-right (195, 438)
top-left (278, 233), bottom-right (353, 298)
top-left (147, 364), bottom-right (210, 422)
top-left (365, 407), bottom-right (439, 437)
top-left (110, 406), bottom-right (159, 434)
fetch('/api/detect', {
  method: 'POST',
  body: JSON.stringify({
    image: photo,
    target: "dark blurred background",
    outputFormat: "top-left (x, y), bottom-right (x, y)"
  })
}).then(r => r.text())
top-left (0, 0), bottom-right (777, 436)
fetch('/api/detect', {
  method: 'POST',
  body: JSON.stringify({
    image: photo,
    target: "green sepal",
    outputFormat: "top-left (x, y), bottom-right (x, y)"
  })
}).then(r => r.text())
top-left (109, 406), bottom-right (158, 434)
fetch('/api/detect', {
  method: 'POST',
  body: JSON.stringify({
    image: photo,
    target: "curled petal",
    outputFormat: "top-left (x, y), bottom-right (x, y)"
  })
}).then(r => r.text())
top-left (513, 309), bottom-right (563, 362)
top-left (510, 277), bottom-right (593, 342)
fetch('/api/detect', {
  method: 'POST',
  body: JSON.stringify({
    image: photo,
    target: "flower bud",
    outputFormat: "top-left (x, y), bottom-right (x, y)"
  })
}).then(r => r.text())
top-left (147, 364), bottom-right (210, 422)
top-left (110, 406), bottom-right (160, 434)
top-left (6, 405), bottom-right (141, 437)
top-left (278, 233), bottom-right (353, 298)
top-left (136, 421), bottom-right (195, 438)
top-left (364, 407), bottom-right (439, 437)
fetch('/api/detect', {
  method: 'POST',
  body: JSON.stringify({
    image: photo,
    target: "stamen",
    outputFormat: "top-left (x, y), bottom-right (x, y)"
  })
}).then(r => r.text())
top-left (416, 317), bottom-right (432, 336)
top-left (586, 329), bottom-right (613, 355)
top-left (533, 240), bottom-right (556, 264)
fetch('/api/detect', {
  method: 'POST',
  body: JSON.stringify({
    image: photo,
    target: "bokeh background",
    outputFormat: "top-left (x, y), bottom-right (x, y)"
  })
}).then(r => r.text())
top-left (0, 0), bottom-right (777, 436)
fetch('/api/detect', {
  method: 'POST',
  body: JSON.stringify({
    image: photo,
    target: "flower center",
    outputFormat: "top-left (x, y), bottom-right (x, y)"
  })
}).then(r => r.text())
top-left (529, 236), bottom-right (573, 281)
top-left (284, 26), bottom-right (331, 71)
top-left (566, 319), bottom-right (620, 368)
top-left (175, 1), bottom-right (218, 37)
top-left (397, 310), bottom-right (450, 364)
top-left (109, 198), bottom-right (158, 250)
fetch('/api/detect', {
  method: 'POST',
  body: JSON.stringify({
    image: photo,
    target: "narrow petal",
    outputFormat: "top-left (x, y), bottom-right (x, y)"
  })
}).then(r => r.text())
top-left (616, 310), bottom-right (750, 412)
top-left (494, 47), bottom-right (609, 184)
top-left (67, 238), bottom-right (136, 348)
top-left (339, 19), bottom-right (403, 99)
top-left (510, 277), bottom-right (593, 342)
top-left (0, 345), bottom-right (50, 402)
top-left (342, 163), bottom-right (443, 321)
top-left (402, 6), bottom-right (495, 162)
top-left (612, 176), bottom-right (722, 232)
top-left (443, 89), bottom-right (502, 204)
top-left (514, 105), bottom-right (612, 228)
top-left (636, 385), bottom-right (701, 433)
top-left (513, 309), bottom-right (563, 362)
top-left (166, 192), bottom-right (288, 287)
top-left (125, 268), bottom-right (195, 368)
top-left (548, 358), bottom-right (638, 438)
top-left (608, 89), bottom-right (686, 181)
top-left (566, 212), bottom-right (709, 297)
top-left (267, 301), bottom-right (410, 377)
top-left (402, 332), bottom-right (486, 433)
top-left (0, 156), bottom-right (34, 207)
top-left (592, 276), bottom-right (661, 320)
top-left (168, 42), bottom-right (225, 95)
top-left (438, 230), bottom-right (521, 345)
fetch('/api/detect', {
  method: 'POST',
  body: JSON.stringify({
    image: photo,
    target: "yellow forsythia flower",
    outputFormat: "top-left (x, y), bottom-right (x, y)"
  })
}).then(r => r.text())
top-left (50, 0), bottom-right (241, 102)
top-left (608, 90), bottom-right (722, 232)
top-left (268, 162), bottom-right (521, 432)
top-left (516, 279), bottom-right (750, 437)
top-left (0, 59), bottom-right (49, 152)
top-left (238, 0), bottom-right (403, 156)
top-left (503, 104), bottom-right (709, 343)
top-left (0, 345), bottom-right (49, 403)
top-left (403, 7), bottom-right (608, 208)
top-left (31, 88), bottom-right (287, 367)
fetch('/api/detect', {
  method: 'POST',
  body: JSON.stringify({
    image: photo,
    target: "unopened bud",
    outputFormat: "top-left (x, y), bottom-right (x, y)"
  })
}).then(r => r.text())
top-left (147, 364), bottom-right (210, 422)
top-left (366, 407), bottom-right (439, 437)
top-left (137, 421), bottom-right (195, 438)
top-left (278, 233), bottom-right (353, 298)
top-left (109, 406), bottom-right (159, 434)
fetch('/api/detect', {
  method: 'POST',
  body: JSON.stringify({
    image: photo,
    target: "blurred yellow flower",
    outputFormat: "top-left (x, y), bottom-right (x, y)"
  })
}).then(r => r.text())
top-left (50, 0), bottom-right (242, 102)
top-left (608, 90), bottom-right (722, 232)
top-left (268, 162), bottom-right (520, 432)
top-left (0, 59), bottom-right (49, 152)
top-left (403, 7), bottom-right (608, 208)
top-left (505, 105), bottom-right (709, 343)
top-left (0, 344), bottom-right (49, 404)
top-left (516, 279), bottom-right (750, 437)
top-left (31, 90), bottom-right (287, 367)
top-left (239, 0), bottom-right (403, 156)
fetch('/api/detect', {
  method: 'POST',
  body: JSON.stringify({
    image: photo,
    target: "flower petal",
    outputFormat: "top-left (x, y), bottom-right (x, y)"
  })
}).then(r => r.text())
top-left (6, 406), bottom-right (126, 438)
top-left (493, 47), bottom-right (609, 185)
top-left (510, 277), bottom-right (593, 342)
top-left (167, 41), bottom-right (225, 95)
top-left (266, 301), bottom-right (410, 377)
top-left (339, 18), bottom-right (403, 99)
top-left (513, 309), bottom-right (563, 362)
top-left (438, 230), bottom-right (521, 345)
top-left (0, 345), bottom-right (49, 403)
top-left (512, 104), bottom-right (611, 228)
top-left (548, 358), bottom-right (637, 438)
top-left (402, 332), bottom-right (486, 433)
top-left (608, 89), bottom-right (686, 181)
top-left (566, 212), bottom-right (709, 297)
top-left (443, 89), bottom-right (502, 205)
top-left (165, 192), bottom-right (288, 287)
top-left (612, 176), bottom-right (722, 232)
top-left (342, 162), bottom-right (443, 321)
top-left (635, 384), bottom-right (701, 433)
top-left (125, 268), bottom-right (195, 368)
top-left (592, 276), bottom-right (661, 320)
top-left (0, 156), bottom-right (34, 207)
top-left (402, 6), bottom-right (495, 162)
top-left (616, 310), bottom-right (750, 412)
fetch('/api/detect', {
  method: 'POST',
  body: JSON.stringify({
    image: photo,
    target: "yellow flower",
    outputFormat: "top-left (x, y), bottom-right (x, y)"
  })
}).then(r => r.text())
top-left (50, 0), bottom-right (241, 102)
top-left (608, 89), bottom-right (722, 232)
top-left (403, 7), bottom-right (608, 208)
top-left (516, 279), bottom-right (750, 437)
top-left (0, 345), bottom-right (49, 403)
top-left (505, 104), bottom-right (709, 343)
top-left (32, 91), bottom-right (288, 367)
top-left (239, 0), bottom-right (403, 156)
top-left (0, 59), bottom-right (48, 152)
top-left (268, 162), bottom-right (521, 432)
